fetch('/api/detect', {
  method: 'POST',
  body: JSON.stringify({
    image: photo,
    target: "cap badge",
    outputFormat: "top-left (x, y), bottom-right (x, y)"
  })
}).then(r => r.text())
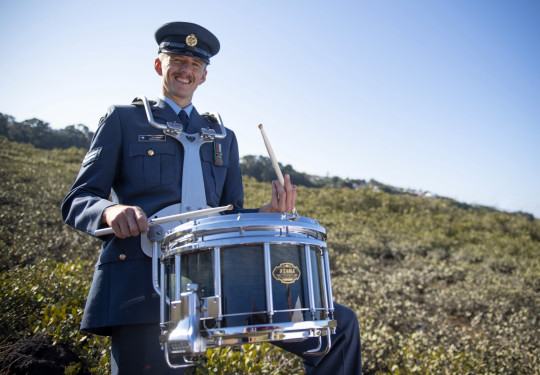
top-left (186, 34), bottom-right (198, 48)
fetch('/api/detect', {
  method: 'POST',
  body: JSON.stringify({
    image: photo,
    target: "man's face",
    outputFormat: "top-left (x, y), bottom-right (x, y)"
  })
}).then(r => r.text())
top-left (155, 53), bottom-right (208, 106)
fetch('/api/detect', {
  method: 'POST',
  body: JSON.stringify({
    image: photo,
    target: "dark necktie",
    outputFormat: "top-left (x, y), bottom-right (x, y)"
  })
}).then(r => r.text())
top-left (179, 110), bottom-right (189, 131)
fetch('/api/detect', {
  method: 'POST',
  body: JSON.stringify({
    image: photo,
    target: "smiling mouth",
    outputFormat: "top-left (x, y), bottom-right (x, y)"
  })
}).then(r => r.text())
top-left (174, 74), bottom-right (192, 85)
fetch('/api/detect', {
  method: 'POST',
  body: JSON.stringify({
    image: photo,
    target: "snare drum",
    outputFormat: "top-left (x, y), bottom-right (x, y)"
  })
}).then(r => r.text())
top-left (157, 213), bottom-right (336, 366)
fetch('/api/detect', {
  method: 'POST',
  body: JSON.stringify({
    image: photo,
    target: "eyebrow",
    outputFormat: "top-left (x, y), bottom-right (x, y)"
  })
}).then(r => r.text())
top-left (171, 56), bottom-right (203, 65)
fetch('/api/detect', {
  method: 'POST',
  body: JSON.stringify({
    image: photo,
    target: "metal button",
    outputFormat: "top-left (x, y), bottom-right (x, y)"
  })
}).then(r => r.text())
top-left (119, 254), bottom-right (126, 261)
top-left (147, 149), bottom-right (155, 156)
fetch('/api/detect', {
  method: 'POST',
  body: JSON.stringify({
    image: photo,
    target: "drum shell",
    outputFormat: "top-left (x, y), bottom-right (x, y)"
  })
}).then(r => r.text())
top-left (161, 214), bottom-right (331, 327)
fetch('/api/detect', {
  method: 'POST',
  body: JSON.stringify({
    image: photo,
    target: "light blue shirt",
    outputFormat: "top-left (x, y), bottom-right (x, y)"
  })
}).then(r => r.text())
top-left (160, 95), bottom-right (193, 118)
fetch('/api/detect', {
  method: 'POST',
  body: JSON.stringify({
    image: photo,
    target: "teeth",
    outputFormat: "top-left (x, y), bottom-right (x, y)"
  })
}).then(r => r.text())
top-left (175, 75), bottom-right (190, 84)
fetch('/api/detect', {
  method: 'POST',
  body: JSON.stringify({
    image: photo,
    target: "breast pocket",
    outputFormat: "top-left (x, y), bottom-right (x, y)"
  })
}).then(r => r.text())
top-left (129, 142), bottom-right (177, 188)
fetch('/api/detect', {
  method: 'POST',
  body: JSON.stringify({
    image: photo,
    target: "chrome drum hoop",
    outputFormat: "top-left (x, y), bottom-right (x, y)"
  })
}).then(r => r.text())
top-left (161, 213), bottom-right (327, 256)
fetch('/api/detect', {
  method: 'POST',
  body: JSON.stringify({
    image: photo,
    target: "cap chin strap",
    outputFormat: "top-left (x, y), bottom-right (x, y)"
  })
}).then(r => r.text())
top-left (159, 42), bottom-right (211, 62)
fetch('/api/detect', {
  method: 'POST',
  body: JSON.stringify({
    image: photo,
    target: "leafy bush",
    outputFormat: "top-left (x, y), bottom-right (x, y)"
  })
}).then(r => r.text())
top-left (0, 137), bottom-right (101, 270)
top-left (0, 259), bottom-right (110, 374)
top-left (1, 138), bottom-right (539, 374)
top-left (197, 344), bottom-right (303, 375)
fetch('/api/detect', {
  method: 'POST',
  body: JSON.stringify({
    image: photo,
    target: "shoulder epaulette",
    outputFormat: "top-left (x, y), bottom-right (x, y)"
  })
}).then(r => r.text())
top-left (201, 112), bottom-right (219, 124)
top-left (132, 97), bottom-right (157, 107)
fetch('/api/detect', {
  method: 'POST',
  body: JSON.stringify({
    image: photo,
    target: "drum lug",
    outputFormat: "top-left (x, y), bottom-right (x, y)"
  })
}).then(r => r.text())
top-left (201, 296), bottom-right (221, 319)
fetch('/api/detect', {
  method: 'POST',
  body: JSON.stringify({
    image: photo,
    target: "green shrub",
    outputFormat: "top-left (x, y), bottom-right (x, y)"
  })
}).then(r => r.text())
top-left (197, 344), bottom-right (303, 374)
top-left (0, 259), bottom-right (110, 373)
top-left (2, 139), bottom-right (540, 374)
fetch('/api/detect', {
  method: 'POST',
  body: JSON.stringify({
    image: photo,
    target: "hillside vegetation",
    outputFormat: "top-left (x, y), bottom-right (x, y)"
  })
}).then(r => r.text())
top-left (0, 136), bottom-right (539, 374)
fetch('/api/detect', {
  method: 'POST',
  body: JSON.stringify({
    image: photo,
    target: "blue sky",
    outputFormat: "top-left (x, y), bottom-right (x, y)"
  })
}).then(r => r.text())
top-left (1, 0), bottom-right (539, 217)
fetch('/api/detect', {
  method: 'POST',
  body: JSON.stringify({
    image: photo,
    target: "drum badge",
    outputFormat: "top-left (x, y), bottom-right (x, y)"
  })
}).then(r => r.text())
top-left (214, 142), bottom-right (223, 166)
top-left (186, 34), bottom-right (198, 48)
top-left (272, 263), bottom-right (301, 284)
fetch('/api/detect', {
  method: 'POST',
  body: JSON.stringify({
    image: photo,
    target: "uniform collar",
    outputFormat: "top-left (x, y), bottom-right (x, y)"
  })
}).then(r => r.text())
top-left (160, 95), bottom-right (194, 117)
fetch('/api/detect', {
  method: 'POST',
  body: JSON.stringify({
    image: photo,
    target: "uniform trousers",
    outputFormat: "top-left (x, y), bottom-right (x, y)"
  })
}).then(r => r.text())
top-left (110, 303), bottom-right (361, 374)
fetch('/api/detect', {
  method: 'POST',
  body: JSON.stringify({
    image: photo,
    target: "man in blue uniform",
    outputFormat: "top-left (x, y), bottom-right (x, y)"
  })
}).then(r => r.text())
top-left (62, 22), bottom-right (361, 374)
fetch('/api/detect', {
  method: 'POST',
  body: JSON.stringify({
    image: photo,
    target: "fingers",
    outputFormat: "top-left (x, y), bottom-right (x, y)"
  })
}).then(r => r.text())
top-left (283, 174), bottom-right (296, 212)
top-left (103, 205), bottom-right (148, 238)
top-left (271, 180), bottom-right (281, 211)
top-left (289, 185), bottom-right (297, 212)
top-left (132, 206), bottom-right (149, 235)
top-left (264, 174), bottom-right (297, 214)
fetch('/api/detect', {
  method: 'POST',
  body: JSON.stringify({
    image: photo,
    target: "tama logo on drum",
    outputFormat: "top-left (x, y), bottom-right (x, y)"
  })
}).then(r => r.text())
top-left (272, 263), bottom-right (301, 284)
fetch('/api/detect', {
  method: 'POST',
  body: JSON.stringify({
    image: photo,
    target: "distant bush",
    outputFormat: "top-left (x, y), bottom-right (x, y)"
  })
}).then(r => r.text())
top-left (240, 154), bottom-right (316, 187)
top-left (0, 113), bottom-right (93, 150)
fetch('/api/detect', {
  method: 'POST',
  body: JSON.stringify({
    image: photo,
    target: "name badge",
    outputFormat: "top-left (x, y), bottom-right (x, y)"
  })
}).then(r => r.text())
top-left (139, 135), bottom-right (166, 142)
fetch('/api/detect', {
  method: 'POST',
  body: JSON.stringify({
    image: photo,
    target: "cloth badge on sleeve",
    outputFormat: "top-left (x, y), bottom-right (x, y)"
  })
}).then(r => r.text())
top-left (82, 147), bottom-right (102, 167)
top-left (139, 135), bottom-right (166, 142)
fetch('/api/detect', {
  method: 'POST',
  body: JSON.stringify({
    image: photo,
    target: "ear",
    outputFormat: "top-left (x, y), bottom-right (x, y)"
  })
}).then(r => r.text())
top-left (154, 58), bottom-right (163, 76)
top-left (199, 69), bottom-right (207, 85)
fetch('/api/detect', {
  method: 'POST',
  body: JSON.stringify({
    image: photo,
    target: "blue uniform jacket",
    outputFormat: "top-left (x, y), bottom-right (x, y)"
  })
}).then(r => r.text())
top-left (62, 98), bottom-right (249, 335)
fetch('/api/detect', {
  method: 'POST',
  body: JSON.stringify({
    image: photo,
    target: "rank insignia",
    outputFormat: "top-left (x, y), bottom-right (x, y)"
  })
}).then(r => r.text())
top-left (186, 34), bottom-right (197, 48)
top-left (214, 142), bottom-right (223, 166)
top-left (82, 147), bottom-right (102, 167)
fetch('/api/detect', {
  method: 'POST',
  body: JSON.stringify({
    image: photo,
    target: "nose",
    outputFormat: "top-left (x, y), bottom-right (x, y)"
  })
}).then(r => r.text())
top-left (179, 61), bottom-right (189, 72)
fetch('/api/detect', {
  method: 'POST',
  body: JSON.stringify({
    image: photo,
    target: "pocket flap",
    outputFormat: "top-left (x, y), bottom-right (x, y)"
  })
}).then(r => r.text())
top-left (129, 142), bottom-right (176, 157)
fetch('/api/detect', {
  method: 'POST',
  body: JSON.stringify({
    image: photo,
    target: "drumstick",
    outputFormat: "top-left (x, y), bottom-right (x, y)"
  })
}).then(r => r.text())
top-left (258, 124), bottom-right (285, 185)
top-left (94, 204), bottom-right (233, 236)
top-left (258, 124), bottom-right (297, 215)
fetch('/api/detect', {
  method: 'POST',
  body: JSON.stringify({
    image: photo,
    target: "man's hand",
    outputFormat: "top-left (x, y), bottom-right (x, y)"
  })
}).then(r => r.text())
top-left (259, 174), bottom-right (297, 214)
top-left (102, 205), bottom-right (148, 238)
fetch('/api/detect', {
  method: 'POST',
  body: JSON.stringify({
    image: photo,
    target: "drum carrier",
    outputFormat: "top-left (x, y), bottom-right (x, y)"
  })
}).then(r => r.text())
top-left (138, 97), bottom-right (337, 368)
